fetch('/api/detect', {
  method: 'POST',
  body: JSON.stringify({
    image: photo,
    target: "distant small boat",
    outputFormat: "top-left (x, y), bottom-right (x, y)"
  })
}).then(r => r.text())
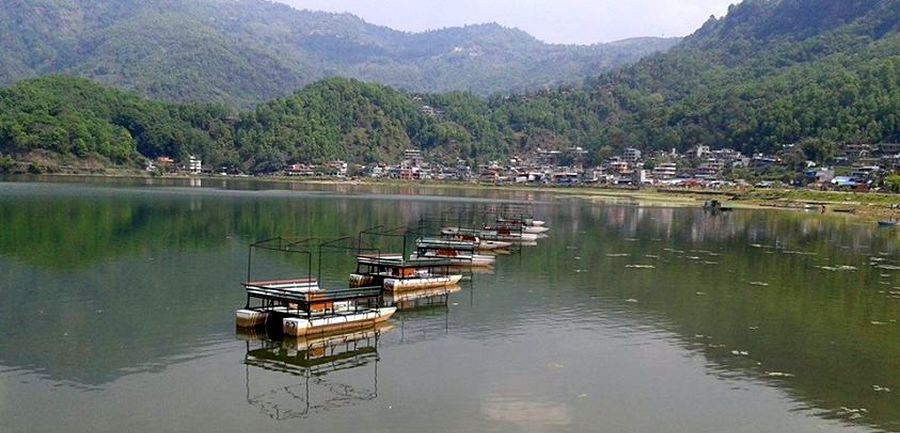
top-left (878, 220), bottom-right (897, 227)
top-left (413, 238), bottom-right (496, 267)
top-left (351, 254), bottom-right (463, 291)
top-left (496, 218), bottom-right (550, 234)
top-left (441, 226), bottom-right (538, 243)
top-left (703, 200), bottom-right (733, 213)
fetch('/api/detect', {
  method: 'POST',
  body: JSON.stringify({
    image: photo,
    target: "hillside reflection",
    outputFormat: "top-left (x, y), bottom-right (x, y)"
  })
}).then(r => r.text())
top-left (0, 181), bottom-right (897, 431)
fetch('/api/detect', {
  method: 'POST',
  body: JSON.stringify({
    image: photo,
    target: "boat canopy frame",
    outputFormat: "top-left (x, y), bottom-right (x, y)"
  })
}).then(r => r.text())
top-left (355, 225), bottom-right (455, 278)
top-left (244, 236), bottom-right (383, 317)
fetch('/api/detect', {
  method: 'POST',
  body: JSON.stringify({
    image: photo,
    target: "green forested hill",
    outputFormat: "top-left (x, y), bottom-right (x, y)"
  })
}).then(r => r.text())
top-left (0, 76), bottom-right (237, 166)
top-left (1, 0), bottom-right (898, 174)
top-left (0, 0), bottom-right (678, 106)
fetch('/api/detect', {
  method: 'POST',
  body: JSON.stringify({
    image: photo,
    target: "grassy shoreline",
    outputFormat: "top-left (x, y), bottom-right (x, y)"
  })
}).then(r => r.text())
top-left (5, 171), bottom-right (899, 221)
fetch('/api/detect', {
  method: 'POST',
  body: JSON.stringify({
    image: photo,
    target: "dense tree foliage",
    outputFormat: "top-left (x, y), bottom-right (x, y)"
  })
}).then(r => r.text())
top-left (1, 0), bottom-right (898, 173)
top-left (0, 76), bottom-right (237, 166)
top-left (0, 0), bottom-right (677, 107)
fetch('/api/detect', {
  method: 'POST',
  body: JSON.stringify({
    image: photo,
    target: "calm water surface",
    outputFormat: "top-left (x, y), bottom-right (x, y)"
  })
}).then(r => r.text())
top-left (0, 179), bottom-right (898, 433)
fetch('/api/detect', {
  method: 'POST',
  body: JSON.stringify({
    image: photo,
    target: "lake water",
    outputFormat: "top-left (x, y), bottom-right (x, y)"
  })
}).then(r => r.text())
top-left (0, 179), bottom-right (898, 433)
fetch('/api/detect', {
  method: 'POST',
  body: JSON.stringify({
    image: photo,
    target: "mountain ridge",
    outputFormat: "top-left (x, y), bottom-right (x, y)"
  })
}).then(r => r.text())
top-left (1, 0), bottom-right (897, 176)
top-left (0, 0), bottom-right (679, 106)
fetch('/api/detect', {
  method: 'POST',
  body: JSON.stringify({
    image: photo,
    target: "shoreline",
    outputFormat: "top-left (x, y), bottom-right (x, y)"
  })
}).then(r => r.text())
top-left (4, 172), bottom-right (899, 221)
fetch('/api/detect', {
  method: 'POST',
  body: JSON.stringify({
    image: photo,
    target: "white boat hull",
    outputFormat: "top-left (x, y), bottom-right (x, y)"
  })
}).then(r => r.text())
top-left (350, 273), bottom-right (463, 291)
top-left (411, 252), bottom-right (495, 267)
top-left (479, 240), bottom-right (513, 250)
top-left (385, 274), bottom-right (463, 291)
top-left (282, 307), bottom-right (397, 337)
top-left (523, 226), bottom-right (550, 234)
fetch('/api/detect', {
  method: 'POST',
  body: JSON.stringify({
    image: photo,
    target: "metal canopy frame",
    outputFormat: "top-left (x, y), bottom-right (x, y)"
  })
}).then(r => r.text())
top-left (244, 236), bottom-right (383, 315)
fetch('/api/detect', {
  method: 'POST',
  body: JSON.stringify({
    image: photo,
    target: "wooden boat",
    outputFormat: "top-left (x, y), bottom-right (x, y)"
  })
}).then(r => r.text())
top-left (496, 217), bottom-right (550, 234)
top-left (442, 231), bottom-right (513, 251)
top-left (350, 255), bottom-right (463, 292)
top-left (237, 278), bottom-right (394, 337)
top-left (441, 226), bottom-right (538, 243)
top-left (238, 236), bottom-right (397, 338)
top-left (413, 238), bottom-right (496, 267)
top-left (483, 225), bottom-right (540, 242)
top-left (878, 220), bottom-right (897, 227)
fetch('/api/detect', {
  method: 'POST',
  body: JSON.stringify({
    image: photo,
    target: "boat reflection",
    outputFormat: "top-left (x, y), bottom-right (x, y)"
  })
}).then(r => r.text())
top-left (238, 324), bottom-right (393, 420)
top-left (384, 284), bottom-right (462, 310)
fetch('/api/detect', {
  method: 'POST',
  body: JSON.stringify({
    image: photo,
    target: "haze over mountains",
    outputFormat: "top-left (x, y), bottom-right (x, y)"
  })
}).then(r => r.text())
top-left (0, 0), bottom-right (898, 174)
top-left (0, 0), bottom-right (678, 106)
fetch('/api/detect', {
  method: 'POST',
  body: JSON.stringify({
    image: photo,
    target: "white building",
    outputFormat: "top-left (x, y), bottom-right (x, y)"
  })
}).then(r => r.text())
top-left (624, 148), bottom-right (643, 163)
top-left (188, 155), bottom-right (202, 175)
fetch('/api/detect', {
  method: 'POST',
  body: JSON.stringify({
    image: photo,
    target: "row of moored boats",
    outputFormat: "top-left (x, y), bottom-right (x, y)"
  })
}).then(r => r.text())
top-left (235, 215), bottom-right (549, 337)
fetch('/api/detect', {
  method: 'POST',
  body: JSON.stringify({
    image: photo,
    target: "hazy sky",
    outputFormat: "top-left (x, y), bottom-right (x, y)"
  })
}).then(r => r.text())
top-left (278, 0), bottom-right (737, 44)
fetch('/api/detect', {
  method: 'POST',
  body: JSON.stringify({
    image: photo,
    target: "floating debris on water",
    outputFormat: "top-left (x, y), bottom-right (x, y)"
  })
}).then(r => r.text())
top-left (872, 385), bottom-right (892, 393)
top-left (731, 350), bottom-right (750, 356)
top-left (870, 321), bottom-right (888, 326)
top-left (626, 265), bottom-right (656, 269)
top-left (749, 281), bottom-right (770, 287)
top-left (696, 291), bottom-right (707, 296)
top-left (625, 298), bottom-right (639, 303)
top-left (783, 250), bottom-right (817, 256)
top-left (574, 256), bottom-right (582, 260)
top-left (836, 407), bottom-right (868, 420)
top-left (748, 326), bottom-right (759, 331)
top-left (818, 265), bottom-right (858, 272)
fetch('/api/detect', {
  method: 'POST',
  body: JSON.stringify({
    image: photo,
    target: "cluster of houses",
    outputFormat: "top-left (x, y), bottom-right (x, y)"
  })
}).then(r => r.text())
top-left (351, 144), bottom-right (900, 190)
top-left (150, 142), bottom-right (900, 191)
top-left (146, 155), bottom-right (207, 175)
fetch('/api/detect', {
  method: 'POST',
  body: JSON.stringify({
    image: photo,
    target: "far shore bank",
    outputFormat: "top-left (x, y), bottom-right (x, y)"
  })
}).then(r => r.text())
top-left (3, 172), bottom-right (899, 221)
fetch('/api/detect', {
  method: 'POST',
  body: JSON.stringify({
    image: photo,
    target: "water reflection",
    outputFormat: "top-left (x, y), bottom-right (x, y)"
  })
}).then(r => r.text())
top-left (481, 394), bottom-right (572, 431)
top-left (0, 181), bottom-right (898, 433)
top-left (239, 325), bottom-right (392, 420)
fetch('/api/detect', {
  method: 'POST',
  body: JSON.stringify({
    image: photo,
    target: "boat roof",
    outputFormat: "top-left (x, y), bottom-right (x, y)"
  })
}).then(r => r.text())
top-left (244, 282), bottom-right (382, 305)
top-left (416, 238), bottom-right (477, 251)
top-left (356, 254), bottom-right (452, 268)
